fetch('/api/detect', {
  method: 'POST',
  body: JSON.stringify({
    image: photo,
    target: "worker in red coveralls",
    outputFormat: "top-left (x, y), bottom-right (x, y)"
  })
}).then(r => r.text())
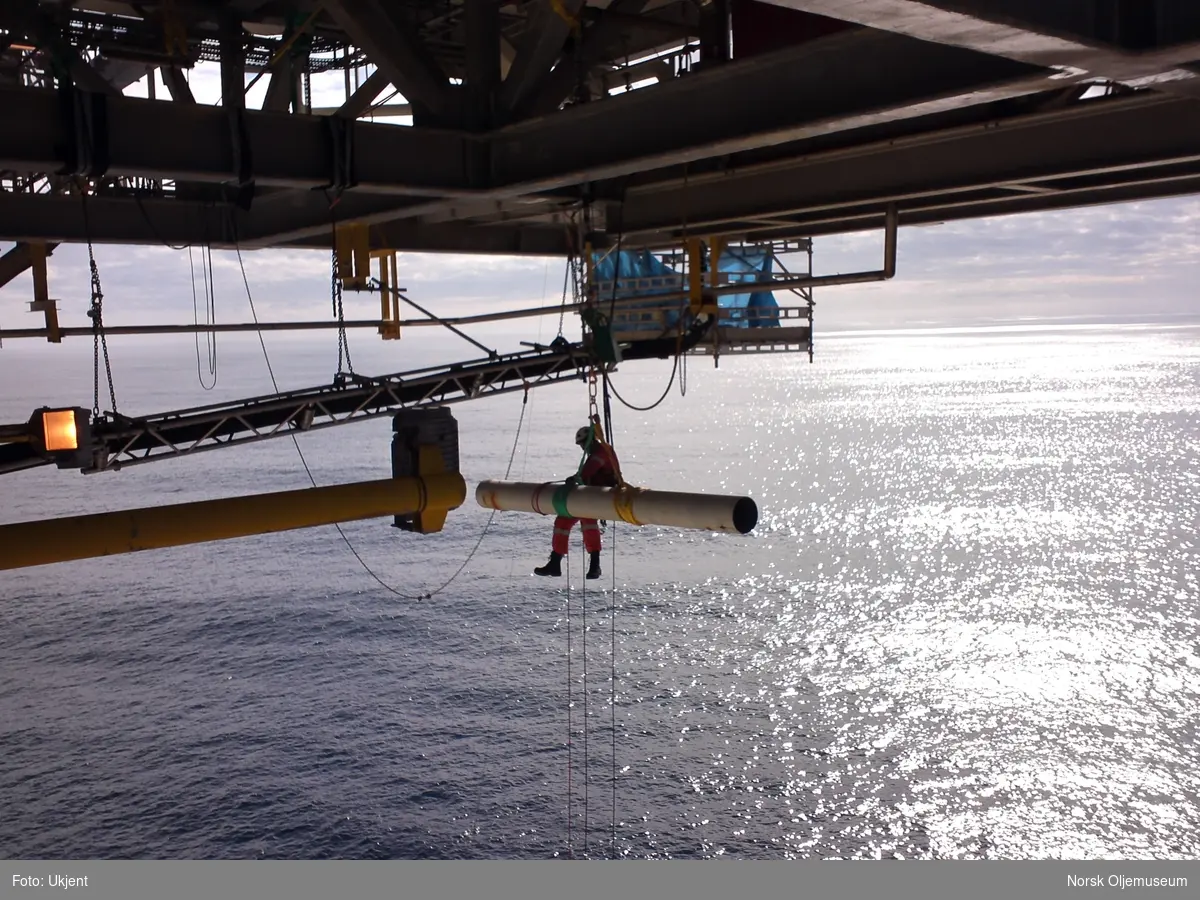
top-left (534, 423), bottom-right (620, 580)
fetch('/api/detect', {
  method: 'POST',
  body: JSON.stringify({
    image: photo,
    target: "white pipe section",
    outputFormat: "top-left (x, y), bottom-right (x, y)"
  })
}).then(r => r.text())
top-left (475, 480), bottom-right (758, 534)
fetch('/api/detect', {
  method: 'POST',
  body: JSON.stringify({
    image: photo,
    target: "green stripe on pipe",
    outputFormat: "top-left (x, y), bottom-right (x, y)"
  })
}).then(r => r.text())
top-left (552, 484), bottom-right (573, 517)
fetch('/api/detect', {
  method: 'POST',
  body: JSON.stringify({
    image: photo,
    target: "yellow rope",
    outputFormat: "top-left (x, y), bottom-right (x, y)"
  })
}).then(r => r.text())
top-left (612, 484), bottom-right (643, 526)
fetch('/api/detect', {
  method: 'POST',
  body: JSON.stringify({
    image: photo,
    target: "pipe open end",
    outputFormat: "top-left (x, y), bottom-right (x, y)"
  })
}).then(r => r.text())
top-left (732, 497), bottom-right (758, 534)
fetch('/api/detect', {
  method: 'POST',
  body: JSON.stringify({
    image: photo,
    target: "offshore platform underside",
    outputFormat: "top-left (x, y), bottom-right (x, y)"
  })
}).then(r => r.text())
top-left (2, 1), bottom-right (1200, 565)
top-left (1, 0), bottom-right (1199, 256)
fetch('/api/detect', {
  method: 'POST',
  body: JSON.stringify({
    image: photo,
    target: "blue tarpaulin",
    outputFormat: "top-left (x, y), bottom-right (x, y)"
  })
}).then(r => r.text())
top-left (591, 248), bottom-right (781, 334)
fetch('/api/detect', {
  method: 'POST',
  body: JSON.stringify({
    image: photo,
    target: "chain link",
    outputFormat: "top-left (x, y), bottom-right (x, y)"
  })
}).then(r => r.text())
top-left (587, 367), bottom-right (599, 420)
top-left (331, 248), bottom-right (354, 376)
top-left (81, 192), bottom-right (118, 418)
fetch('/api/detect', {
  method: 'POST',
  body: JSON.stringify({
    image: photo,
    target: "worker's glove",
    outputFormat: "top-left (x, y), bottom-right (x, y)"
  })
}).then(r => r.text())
top-left (564, 475), bottom-right (580, 488)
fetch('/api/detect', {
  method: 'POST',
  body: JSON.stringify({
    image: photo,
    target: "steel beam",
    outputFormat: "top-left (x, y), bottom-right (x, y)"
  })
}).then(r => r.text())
top-left (336, 67), bottom-right (389, 118)
top-left (615, 93), bottom-right (1200, 235)
top-left (262, 55), bottom-right (303, 113)
top-left (3, 0), bottom-right (123, 96)
top-left (9, 89), bottom-right (1200, 253)
top-left (0, 241), bottom-right (56, 289)
top-left (219, 13), bottom-right (245, 109)
top-left (248, 27), bottom-right (1081, 245)
top-left (0, 31), bottom-right (1070, 198)
top-left (322, 0), bottom-right (456, 124)
top-left (319, 218), bottom-right (573, 256)
top-left (465, 0), bottom-right (501, 130)
top-left (498, 0), bottom-right (585, 119)
top-left (0, 190), bottom-right (572, 254)
top-left (735, 169), bottom-right (1200, 244)
top-left (162, 66), bottom-right (195, 103)
top-left (523, 0), bottom-right (672, 115)
top-left (0, 86), bottom-right (474, 195)
top-left (0, 191), bottom-right (241, 246)
top-left (489, 29), bottom-right (1054, 190)
top-left (755, 0), bottom-right (1200, 95)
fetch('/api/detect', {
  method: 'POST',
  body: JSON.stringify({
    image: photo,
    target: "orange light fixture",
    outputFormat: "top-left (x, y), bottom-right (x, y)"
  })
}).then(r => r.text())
top-left (29, 407), bottom-right (92, 468)
top-left (41, 409), bottom-right (79, 451)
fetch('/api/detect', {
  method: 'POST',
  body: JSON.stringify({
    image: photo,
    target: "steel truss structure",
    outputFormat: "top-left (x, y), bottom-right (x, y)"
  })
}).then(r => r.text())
top-left (0, 315), bottom-right (735, 475)
top-left (0, 344), bottom-right (588, 475)
top-left (1, 0), bottom-right (1200, 272)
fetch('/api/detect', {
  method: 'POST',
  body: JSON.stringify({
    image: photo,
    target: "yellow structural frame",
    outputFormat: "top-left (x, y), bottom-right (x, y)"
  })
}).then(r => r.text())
top-left (684, 236), bottom-right (725, 316)
top-left (372, 249), bottom-right (402, 340)
top-left (334, 221), bottom-right (371, 290)
top-left (334, 222), bottom-right (401, 340)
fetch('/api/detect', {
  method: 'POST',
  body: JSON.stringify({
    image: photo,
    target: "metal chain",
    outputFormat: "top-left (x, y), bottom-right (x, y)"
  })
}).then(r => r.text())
top-left (331, 248), bottom-right (354, 376)
top-left (81, 192), bottom-right (118, 416)
top-left (587, 367), bottom-right (599, 421)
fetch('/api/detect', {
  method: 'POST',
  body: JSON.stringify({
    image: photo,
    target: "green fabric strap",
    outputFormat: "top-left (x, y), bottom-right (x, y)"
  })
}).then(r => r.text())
top-left (552, 484), bottom-right (574, 518)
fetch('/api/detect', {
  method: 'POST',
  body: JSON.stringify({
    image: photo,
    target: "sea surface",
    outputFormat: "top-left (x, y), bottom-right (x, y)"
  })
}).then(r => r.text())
top-left (1, 322), bottom-right (1198, 859)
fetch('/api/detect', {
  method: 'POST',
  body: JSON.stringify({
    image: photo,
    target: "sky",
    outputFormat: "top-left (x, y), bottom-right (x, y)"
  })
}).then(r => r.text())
top-left (3, 64), bottom-right (1200, 356)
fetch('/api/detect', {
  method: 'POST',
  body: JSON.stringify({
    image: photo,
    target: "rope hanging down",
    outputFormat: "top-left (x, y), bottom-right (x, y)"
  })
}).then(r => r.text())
top-left (189, 244), bottom-right (218, 391)
top-left (229, 211), bottom-right (530, 602)
top-left (610, 517), bottom-right (618, 857)
top-left (565, 547), bottom-right (574, 858)
top-left (79, 189), bottom-right (118, 417)
top-left (232, 226), bottom-right (530, 604)
top-left (568, 330), bottom-right (625, 858)
top-left (581, 530), bottom-right (590, 857)
top-left (599, 360), bottom-right (620, 858)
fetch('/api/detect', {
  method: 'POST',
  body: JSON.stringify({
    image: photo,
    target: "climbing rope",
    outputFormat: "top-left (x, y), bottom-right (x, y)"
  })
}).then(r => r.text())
top-left (565, 544), bottom-right (574, 858)
top-left (188, 244), bottom-right (218, 391)
top-left (230, 217), bottom-right (528, 603)
top-left (605, 347), bottom-right (682, 413)
top-left (567, 361), bottom-right (628, 858)
top-left (680, 339), bottom-right (688, 396)
top-left (602, 372), bottom-right (619, 857)
top-left (578, 532), bottom-right (588, 856)
top-left (79, 187), bottom-right (118, 417)
top-left (594, 196), bottom-right (691, 414)
top-left (610, 516), bottom-right (618, 858)
top-left (557, 255), bottom-right (571, 339)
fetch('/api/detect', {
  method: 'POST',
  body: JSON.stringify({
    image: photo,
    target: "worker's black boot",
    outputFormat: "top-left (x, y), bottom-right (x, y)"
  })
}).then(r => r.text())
top-left (535, 552), bottom-right (563, 577)
top-left (586, 551), bottom-right (602, 580)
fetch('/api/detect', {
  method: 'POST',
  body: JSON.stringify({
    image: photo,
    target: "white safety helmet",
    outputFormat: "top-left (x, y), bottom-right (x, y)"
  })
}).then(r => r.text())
top-left (575, 426), bottom-right (592, 447)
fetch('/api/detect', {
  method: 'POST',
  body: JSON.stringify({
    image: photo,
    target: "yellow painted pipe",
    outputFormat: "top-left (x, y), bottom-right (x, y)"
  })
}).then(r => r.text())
top-left (0, 473), bottom-right (466, 571)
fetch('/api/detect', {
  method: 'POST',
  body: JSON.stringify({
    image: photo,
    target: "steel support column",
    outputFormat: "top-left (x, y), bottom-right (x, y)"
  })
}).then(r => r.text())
top-left (322, 0), bottom-right (457, 124)
top-left (498, 0), bottom-right (585, 119)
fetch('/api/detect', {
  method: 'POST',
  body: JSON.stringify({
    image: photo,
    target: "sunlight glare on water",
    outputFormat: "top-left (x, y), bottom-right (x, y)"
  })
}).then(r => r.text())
top-left (0, 324), bottom-right (1198, 859)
